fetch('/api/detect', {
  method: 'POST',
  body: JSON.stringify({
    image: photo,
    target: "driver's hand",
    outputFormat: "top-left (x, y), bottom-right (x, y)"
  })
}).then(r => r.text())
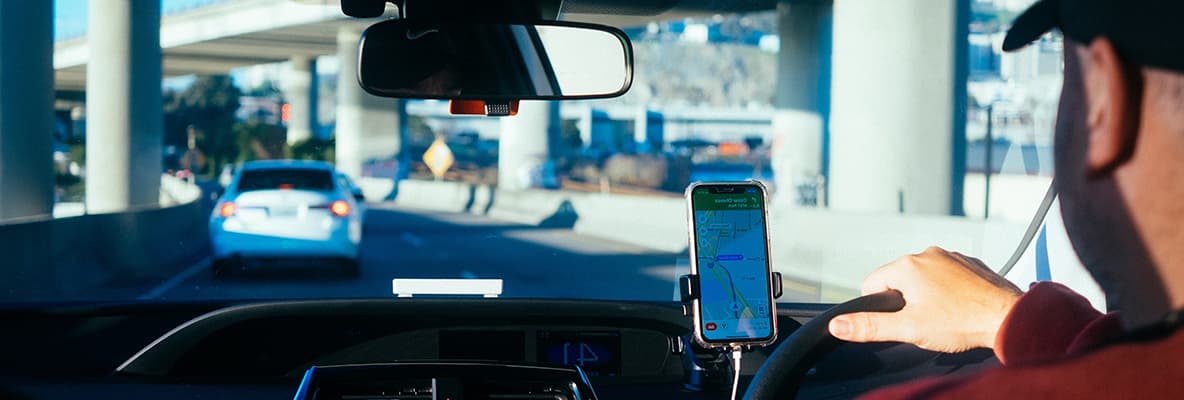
top-left (828, 246), bottom-right (1022, 353)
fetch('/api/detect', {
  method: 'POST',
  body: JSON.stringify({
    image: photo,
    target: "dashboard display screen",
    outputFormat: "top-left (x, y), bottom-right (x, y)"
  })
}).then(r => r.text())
top-left (536, 331), bottom-right (621, 376)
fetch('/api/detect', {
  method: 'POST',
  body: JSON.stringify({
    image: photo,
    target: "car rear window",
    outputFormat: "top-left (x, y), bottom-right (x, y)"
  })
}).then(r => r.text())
top-left (236, 169), bottom-right (335, 192)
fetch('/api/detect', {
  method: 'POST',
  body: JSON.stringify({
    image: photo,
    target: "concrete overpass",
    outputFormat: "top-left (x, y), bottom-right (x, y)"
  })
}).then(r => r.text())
top-left (54, 0), bottom-right (358, 89)
top-left (49, 0), bottom-right (765, 87)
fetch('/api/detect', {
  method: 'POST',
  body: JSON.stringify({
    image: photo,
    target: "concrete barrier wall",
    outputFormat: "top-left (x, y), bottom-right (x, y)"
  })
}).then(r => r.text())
top-left (159, 174), bottom-right (203, 205)
top-left (376, 179), bottom-right (690, 251)
top-left (390, 179), bottom-right (474, 213)
top-left (770, 208), bottom-right (1026, 302)
top-left (381, 178), bottom-right (1032, 302)
top-left (568, 194), bottom-right (688, 253)
top-left (52, 175), bottom-right (205, 218)
top-left (0, 189), bottom-right (210, 301)
top-left (487, 189), bottom-right (573, 226)
top-left (356, 176), bottom-right (395, 203)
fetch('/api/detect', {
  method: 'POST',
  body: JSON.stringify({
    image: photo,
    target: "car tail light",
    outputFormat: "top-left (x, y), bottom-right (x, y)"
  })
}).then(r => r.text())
top-left (219, 202), bottom-right (237, 217)
top-left (330, 200), bottom-right (350, 217)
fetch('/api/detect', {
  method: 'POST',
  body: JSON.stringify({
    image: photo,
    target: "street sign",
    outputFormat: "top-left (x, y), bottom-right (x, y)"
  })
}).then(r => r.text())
top-left (423, 138), bottom-right (454, 180)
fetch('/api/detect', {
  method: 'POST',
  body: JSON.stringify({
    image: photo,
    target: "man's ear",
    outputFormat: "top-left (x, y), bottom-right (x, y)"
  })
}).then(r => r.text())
top-left (1081, 37), bottom-right (1141, 176)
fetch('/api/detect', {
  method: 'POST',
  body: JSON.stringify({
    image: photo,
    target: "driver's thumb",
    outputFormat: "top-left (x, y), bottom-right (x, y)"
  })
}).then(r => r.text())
top-left (829, 312), bottom-right (905, 343)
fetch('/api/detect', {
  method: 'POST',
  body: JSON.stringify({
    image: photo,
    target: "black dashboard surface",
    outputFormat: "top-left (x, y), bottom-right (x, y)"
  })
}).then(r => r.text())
top-left (0, 299), bottom-right (999, 400)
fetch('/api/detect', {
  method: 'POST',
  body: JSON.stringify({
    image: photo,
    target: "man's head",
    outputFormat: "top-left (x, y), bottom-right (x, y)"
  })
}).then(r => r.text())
top-left (1007, 0), bottom-right (1184, 327)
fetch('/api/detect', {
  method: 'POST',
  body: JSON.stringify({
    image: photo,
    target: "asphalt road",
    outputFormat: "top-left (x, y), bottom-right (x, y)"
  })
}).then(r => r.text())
top-left (147, 204), bottom-right (686, 302)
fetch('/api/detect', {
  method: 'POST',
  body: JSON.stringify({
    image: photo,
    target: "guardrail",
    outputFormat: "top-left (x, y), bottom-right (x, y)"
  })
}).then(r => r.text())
top-left (0, 176), bottom-right (210, 301)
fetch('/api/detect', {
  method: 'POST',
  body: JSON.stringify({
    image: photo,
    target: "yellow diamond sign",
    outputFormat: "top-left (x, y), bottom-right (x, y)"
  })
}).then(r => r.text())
top-left (422, 138), bottom-right (454, 180)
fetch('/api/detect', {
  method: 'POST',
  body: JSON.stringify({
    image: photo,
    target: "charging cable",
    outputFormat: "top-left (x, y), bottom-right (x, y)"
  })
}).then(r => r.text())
top-left (729, 346), bottom-right (743, 400)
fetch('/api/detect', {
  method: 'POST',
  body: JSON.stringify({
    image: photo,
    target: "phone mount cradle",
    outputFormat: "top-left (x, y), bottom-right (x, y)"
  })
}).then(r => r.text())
top-left (678, 272), bottom-right (784, 349)
top-left (679, 272), bottom-right (782, 399)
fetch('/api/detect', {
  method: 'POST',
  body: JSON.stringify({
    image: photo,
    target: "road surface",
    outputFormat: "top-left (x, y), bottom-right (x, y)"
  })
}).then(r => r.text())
top-left (147, 204), bottom-right (686, 302)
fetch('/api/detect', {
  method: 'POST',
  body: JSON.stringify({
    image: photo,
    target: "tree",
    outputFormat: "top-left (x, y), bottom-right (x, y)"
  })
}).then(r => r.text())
top-left (166, 75), bottom-right (242, 175)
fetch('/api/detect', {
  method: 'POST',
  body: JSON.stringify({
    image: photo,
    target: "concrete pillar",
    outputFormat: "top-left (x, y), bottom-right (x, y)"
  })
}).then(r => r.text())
top-left (0, 1), bottom-right (54, 220)
top-left (284, 56), bottom-right (319, 144)
top-left (85, 0), bottom-right (163, 213)
top-left (335, 28), bottom-right (400, 178)
top-left (499, 101), bottom-right (557, 190)
top-left (828, 0), bottom-right (964, 215)
top-left (770, 0), bottom-right (831, 207)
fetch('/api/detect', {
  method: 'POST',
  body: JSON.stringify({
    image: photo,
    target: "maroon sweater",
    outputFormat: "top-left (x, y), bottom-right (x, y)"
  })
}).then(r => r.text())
top-left (861, 282), bottom-right (1184, 398)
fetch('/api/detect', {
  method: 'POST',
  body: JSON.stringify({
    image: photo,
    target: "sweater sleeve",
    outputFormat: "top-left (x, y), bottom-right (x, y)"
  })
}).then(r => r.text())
top-left (860, 282), bottom-right (1120, 400)
top-left (992, 281), bottom-right (1110, 366)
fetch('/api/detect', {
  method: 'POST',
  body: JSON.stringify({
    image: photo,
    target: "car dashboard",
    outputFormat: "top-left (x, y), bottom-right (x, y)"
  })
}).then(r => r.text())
top-left (0, 299), bottom-right (998, 400)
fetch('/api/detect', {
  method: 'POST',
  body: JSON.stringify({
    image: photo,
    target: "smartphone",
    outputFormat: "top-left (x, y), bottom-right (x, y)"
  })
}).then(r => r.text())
top-left (685, 181), bottom-right (778, 348)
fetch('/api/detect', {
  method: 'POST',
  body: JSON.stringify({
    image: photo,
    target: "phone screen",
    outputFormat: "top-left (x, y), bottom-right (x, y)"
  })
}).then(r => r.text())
top-left (690, 184), bottom-right (774, 343)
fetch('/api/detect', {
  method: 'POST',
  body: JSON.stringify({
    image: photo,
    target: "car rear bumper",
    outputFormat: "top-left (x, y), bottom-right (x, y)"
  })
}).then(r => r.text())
top-left (210, 225), bottom-right (359, 260)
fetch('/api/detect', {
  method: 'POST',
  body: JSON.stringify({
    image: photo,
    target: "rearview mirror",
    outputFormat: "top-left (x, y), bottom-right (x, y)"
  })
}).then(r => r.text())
top-left (358, 20), bottom-right (633, 100)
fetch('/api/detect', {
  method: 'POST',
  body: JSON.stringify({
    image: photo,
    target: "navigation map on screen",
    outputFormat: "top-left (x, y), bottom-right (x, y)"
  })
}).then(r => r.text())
top-left (692, 186), bottom-right (773, 341)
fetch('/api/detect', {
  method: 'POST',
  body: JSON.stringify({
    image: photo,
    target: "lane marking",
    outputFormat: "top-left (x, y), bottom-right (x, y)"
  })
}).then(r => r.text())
top-left (138, 256), bottom-right (212, 300)
top-left (399, 231), bottom-right (426, 248)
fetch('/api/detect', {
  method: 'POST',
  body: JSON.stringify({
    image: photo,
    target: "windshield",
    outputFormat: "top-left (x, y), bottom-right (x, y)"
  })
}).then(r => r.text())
top-left (0, 0), bottom-right (1056, 305)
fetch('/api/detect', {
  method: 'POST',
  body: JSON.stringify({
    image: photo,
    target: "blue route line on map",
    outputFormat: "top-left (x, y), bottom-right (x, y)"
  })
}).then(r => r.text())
top-left (715, 263), bottom-right (740, 318)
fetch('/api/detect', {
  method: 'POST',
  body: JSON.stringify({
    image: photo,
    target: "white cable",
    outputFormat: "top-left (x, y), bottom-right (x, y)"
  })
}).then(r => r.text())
top-left (730, 347), bottom-right (743, 400)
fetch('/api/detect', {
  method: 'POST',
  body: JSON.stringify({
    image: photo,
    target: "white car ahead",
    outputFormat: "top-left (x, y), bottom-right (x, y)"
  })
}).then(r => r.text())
top-left (209, 160), bottom-right (363, 277)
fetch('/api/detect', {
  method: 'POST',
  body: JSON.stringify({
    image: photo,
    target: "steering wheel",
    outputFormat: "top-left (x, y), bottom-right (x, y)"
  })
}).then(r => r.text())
top-left (744, 290), bottom-right (906, 400)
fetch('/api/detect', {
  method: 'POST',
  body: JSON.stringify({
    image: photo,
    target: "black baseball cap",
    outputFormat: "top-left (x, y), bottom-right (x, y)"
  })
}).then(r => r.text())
top-left (1003, 0), bottom-right (1184, 72)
